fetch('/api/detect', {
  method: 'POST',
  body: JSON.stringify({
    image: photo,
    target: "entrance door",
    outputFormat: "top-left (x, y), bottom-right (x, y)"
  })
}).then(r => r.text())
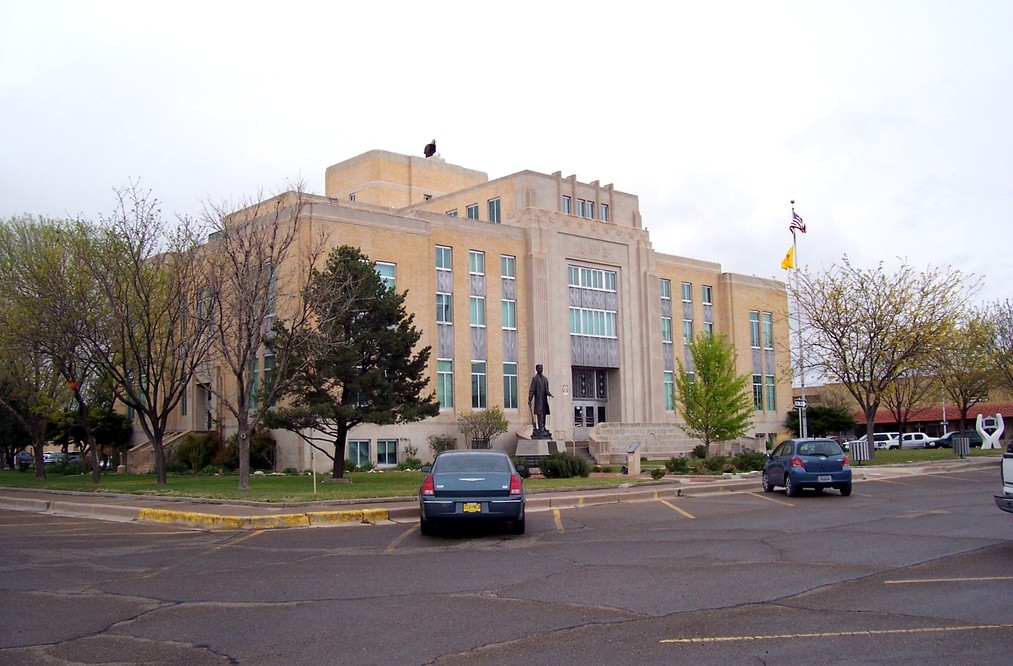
top-left (571, 368), bottom-right (608, 441)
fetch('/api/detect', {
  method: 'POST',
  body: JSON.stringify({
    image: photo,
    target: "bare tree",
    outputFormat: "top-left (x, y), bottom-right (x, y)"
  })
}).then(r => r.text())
top-left (80, 185), bottom-right (214, 484)
top-left (987, 299), bottom-right (1013, 394)
top-left (791, 256), bottom-right (973, 451)
top-left (881, 371), bottom-right (937, 435)
top-left (0, 340), bottom-right (67, 479)
top-left (933, 309), bottom-right (994, 433)
top-left (201, 185), bottom-right (327, 490)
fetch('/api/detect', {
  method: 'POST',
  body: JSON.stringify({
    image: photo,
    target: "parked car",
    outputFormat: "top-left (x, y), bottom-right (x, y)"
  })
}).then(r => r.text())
top-left (900, 432), bottom-right (937, 449)
top-left (995, 445), bottom-right (1013, 516)
top-left (42, 451), bottom-right (65, 465)
top-left (844, 432), bottom-right (900, 451)
top-left (762, 437), bottom-right (852, 497)
top-left (65, 452), bottom-right (83, 465)
top-left (935, 431), bottom-right (983, 448)
top-left (16, 450), bottom-right (34, 469)
top-left (419, 450), bottom-right (527, 535)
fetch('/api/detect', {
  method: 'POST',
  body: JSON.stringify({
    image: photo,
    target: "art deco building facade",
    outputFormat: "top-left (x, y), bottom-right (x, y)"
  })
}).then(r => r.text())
top-left (161, 149), bottom-right (791, 470)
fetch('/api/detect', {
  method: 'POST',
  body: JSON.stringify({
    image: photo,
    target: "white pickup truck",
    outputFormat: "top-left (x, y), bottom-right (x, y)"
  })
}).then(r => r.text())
top-left (995, 450), bottom-right (1013, 515)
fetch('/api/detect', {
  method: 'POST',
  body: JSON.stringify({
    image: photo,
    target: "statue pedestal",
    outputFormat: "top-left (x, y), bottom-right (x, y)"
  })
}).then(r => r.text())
top-left (516, 439), bottom-right (553, 458)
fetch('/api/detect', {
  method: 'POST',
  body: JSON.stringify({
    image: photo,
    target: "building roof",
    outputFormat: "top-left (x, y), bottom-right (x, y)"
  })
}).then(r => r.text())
top-left (854, 401), bottom-right (1013, 425)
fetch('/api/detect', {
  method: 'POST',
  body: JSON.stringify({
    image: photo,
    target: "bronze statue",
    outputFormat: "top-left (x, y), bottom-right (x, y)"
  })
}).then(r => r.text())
top-left (528, 364), bottom-right (553, 439)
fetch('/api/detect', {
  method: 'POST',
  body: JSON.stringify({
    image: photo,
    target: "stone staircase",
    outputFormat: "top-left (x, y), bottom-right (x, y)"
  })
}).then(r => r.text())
top-left (126, 431), bottom-right (189, 473)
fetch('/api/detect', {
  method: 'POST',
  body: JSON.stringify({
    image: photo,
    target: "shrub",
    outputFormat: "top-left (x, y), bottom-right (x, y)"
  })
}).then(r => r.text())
top-left (539, 452), bottom-right (590, 479)
top-left (219, 429), bottom-right (277, 471)
top-left (397, 457), bottom-right (423, 471)
top-left (600, 465), bottom-right (614, 473)
top-left (165, 461), bottom-right (190, 475)
top-left (428, 434), bottom-right (457, 457)
top-left (175, 432), bottom-right (221, 472)
top-left (664, 456), bottom-right (692, 474)
top-left (731, 450), bottom-right (766, 472)
top-left (344, 459), bottom-right (358, 473)
top-left (692, 444), bottom-right (707, 459)
top-left (702, 455), bottom-right (730, 473)
top-left (283, 467), bottom-right (299, 475)
top-left (58, 463), bottom-right (84, 476)
top-left (650, 467), bottom-right (667, 480)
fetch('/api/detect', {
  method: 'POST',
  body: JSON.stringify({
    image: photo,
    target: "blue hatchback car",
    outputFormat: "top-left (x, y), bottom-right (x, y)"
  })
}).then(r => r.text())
top-left (762, 438), bottom-right (852, 497)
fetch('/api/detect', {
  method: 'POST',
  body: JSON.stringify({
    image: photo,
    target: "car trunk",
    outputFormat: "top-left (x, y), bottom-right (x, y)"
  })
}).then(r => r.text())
top-left (801, 455), bottom-right (845, 474)
top-left (434, 472), bottom-right (514, 499)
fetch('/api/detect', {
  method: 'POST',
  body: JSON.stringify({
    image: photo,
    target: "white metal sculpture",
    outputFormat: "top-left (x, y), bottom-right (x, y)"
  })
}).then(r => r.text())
top-left (975, 413), bottom-right (1005, 450)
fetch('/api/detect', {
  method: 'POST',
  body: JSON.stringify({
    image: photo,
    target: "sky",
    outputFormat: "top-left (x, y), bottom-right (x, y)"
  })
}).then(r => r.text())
top-left (2, 0), bottom-right (1011, 304)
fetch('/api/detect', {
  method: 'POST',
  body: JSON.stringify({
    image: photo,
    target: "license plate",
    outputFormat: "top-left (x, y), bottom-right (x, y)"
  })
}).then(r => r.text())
top-left (462, 502), bottom-right (482, 513)
top-left (818, 475), bottom-right (832, 482)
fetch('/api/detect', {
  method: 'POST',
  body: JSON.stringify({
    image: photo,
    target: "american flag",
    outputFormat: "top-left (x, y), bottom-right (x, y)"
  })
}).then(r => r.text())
top-left (789, 210), bottom-right (806, 234)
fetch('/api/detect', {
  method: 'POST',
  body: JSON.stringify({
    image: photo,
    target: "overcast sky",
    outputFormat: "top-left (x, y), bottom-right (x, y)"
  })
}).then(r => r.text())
top-left (2, 1), bottom-right (1010, 304)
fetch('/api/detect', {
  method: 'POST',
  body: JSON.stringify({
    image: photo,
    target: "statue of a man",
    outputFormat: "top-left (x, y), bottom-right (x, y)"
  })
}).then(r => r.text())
top-left (528, 364), bottom-right (553, 438)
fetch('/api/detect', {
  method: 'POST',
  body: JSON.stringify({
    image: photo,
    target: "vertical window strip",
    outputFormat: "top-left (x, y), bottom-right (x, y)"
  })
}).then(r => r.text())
top-left (470, 296), bottom-right (486, 327)
top-left (437, 359), bottom-right (454, 409)
top-left (501, 254), bottom-right (515, 278)
top-left (762, 312), bottom-right (774, 350)
top-left (664, 371), bottom-right (675, 411)
top-left (436, 293), bottom-right (453, 323)
top-left (765, 376), bottom-right (776, 412)
top-left (503, 362), bottom-right (518, 409)
top-left (753, 375), bottom-right (763, 410)
top-left (471, 361), bottom-right (487, 409)
top-left (749, 311), bottom-right (761, 348)
top-left (488, 198), bottom-right (501, 224)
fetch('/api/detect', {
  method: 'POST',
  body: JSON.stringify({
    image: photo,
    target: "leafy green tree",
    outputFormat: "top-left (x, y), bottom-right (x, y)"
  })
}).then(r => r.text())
top-left (457, 406), bottom-right (509, 449)
top-left (932, 310), bottom-right (993, 433)
top-left (675, 332), bottom-right (753, 457)
top-left (785, 404), bottom-right (857, 437)
top-left (266, 245), bottom-right (440, 479)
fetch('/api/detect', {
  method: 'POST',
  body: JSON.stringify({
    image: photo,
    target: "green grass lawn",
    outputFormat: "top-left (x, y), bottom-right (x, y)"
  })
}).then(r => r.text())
top-left (0, 446), bottom-right (1000, 503)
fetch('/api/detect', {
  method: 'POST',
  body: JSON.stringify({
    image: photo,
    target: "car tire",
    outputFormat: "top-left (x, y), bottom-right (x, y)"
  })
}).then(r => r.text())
top-left (761, 471), bottom-right (774, 492)
top-left (419, 518), bottom-right (435, 536)
top-left (840, 484), bottom-right (853, 497)
top-left (785, 475), bottom-right (800, 497)
top-left (510, 516), bottom-right (525, 535)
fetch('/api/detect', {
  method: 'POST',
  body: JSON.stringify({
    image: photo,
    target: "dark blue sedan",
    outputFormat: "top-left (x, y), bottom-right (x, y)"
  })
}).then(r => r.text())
top-left (762, 438), bottom-right (852, 497)
top-left (419, 450), bottom-right (526, 535)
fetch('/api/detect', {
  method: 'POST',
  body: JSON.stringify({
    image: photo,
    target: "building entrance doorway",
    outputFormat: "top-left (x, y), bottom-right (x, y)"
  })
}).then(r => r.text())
top-left (572, 368), bottom-right (608, 441)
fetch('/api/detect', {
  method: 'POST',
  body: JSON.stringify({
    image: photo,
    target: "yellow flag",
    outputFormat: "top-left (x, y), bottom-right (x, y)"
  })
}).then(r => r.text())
top-left (780, 246), bottom-right (795, 270)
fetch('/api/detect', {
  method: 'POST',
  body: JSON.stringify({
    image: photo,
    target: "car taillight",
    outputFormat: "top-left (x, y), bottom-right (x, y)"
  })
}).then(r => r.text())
top-left (421, 475), bottom-right (435, 496)
top-left (790, 456), bottom-right (805, 468)
top-left (842, 454), bottom-right (850, 467)
top-left (509, 474), bottom-right (523, 496)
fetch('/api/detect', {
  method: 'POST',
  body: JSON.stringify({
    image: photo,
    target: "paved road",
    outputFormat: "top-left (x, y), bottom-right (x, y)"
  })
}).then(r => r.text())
top-left (2, 460), bottom-right (1011, 664)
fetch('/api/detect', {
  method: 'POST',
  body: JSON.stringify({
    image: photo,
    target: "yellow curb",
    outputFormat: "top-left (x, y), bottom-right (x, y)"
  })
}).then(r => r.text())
top-left (137, 507), bottom-right (391, 530)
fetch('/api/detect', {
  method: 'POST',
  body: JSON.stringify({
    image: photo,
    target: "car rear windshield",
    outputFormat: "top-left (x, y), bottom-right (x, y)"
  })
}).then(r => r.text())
top-left (797, 441), bottom-right (844, 457)
top-left (433, 454), bottom-right (513, 473)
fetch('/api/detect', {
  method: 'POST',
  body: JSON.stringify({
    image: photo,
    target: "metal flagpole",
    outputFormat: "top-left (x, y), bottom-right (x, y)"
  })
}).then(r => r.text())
top-left (790, 201), bottom-right (808, 439)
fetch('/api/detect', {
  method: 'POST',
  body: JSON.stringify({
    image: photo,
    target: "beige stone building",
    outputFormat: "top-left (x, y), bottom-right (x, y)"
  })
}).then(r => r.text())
top-left (160, 149), bottom-right (791, 471)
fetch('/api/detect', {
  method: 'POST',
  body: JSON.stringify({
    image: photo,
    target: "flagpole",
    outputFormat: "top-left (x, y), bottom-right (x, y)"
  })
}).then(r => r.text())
top-left (791, 200), bottom-right (808, 439)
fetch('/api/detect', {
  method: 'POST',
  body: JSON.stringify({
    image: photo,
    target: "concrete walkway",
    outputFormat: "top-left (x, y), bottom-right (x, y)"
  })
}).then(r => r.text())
top-left (0, 457), bottom-right (998, 531)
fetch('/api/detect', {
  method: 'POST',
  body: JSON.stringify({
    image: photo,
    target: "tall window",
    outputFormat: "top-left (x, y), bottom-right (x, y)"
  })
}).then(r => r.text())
top-left (471, 361), bottom-right (487, 409)
top-left (501, 300), bottom-right (516, 329)
top-left (469, 250), bottom-right (485, 275)
top-left (682, 319), bottom-right (693, 345)
top-left (437, 359), bottom-right (454, 409)
top-left (466, 204), bottom-right (479, 220)
top-left (436, 246), bottom-right (452, 271)
top-left (600, 203), bottom-right (609, 222)
top-left (664, 371), bottom-right (675, 411)
top-left (749, 311), bottom-right (761, 348)
top-left (762, 312), bottom-right (774, 350)
top-left (765, 376), bottom-right (776, 412)
top-left (703, 321), bottom-right (714, 336)
top-left (503, 362), bottom-right (518, 409)
top-left (501, 255), bottom-right (515, 279)
top-left (660, 278), bottom-right (671, 300)
top-left (487, 197), bottom-right (501, 224)
top-left (349, 440), bottom-right (370, 467)
top-left (375, 262), bottom-right (396, 290)
top-left (377, 440), bottom-right (398, 466)
top-left (562, 195), bottom-right (571, 214)
top-left (681, 282), bottom-right (692, 302)
top-left (661, 317), bottom-right (673, 343)
top-left (436, 293), bottom-right (453, 323)
top-left (263, 353), bottom-right (275, 397)
top-left (753, 375), bottom-right (763, 410)
top-left (702, 285), bottom-right (713, 305)
top-left (470, 296), bottom-right (486, 327)
top-left (577, 199), bottom-right (587, 218)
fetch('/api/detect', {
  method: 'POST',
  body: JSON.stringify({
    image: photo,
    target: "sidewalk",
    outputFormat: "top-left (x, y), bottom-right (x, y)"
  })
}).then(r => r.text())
top-left (0, 457), bottom-right (997, 531)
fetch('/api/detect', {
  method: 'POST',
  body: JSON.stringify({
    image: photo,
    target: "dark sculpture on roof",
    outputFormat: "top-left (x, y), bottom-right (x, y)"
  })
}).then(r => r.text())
top-left (424, 139), bottom-right (437, 158)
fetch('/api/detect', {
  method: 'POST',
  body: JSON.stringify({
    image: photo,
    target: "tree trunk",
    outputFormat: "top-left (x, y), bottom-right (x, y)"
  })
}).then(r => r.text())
top-left (152, 438), bottom-right (167, 485)
top-left (237, 417), bottom-right (251, 490)
top-left (331, 421), bottom-right (348, 479)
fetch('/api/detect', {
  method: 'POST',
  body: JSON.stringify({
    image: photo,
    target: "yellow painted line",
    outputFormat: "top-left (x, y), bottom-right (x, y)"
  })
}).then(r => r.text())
top-left (749, 492), bottom-right (794, 506)
top-left (553, 509), bottom-right (565, 532)
top-left (577, 496), bottom-right (585, 507)
top-left (885, 576), bottom-right (1013, 585)
top-left (659, 499), bottom-right (695, 519)
top-left (660, 624), bottom-right (1013, 644)
top-left (385, 525), bottom-right (419, 553)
